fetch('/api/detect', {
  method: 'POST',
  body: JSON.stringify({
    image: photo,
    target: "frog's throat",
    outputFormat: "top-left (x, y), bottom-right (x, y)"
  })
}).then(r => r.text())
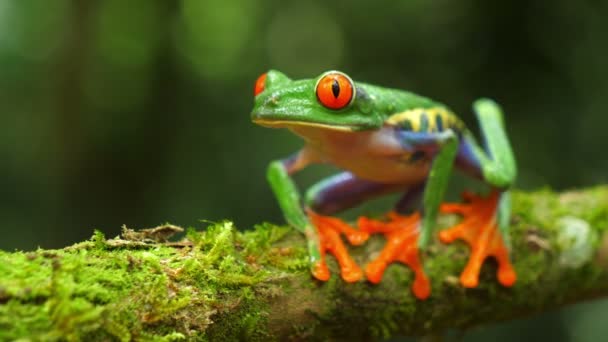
top-left (252, 119), bottom-right (356, 132)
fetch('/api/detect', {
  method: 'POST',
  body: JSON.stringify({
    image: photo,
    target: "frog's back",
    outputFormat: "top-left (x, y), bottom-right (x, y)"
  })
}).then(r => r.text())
top-left (359, 82), bottom-right (466, 135)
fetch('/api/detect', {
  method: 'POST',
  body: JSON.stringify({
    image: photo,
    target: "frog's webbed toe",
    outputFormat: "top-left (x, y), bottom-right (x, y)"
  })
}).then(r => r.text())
top-left (358, 212), bottom-right (431, 300)
top-left (439, 191), bottom-right (516, 288)
top-left (307, 209), bottom-right (369, 283)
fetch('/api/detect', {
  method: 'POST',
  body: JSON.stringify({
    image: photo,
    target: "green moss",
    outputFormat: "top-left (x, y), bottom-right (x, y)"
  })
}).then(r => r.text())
top-left (92, 230), bottom-right (106, 248)
top-left (0, 220), bottom-right (303, 341)
top-left (2, 187), bottom-right (608, 340)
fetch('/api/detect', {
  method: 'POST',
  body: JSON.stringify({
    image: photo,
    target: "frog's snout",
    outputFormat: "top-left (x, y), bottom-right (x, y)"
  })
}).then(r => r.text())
top-left (251, 92), bottom-right (280, 122)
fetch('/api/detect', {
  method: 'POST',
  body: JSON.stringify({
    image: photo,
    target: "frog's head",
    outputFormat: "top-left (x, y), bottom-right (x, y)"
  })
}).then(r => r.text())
top-left (251, 70), bottom-right (383, 131)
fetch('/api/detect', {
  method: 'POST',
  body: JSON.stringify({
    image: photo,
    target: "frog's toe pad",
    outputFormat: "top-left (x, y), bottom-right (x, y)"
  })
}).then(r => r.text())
top-left (346, 230), bottom-right (370, 246)
top-left (341, 264), bottom-right (364, 283)
top-left (358, 212), bottom-right (431, 300)
top-left (312, 261), bottom-right (330, 282)
top-left (364, 259), bottom-right (387, 284)
top-left (308, 210), bottom-right (365, 283)
top-left (497, 260), bottom-right (517, 287)
top-left (439, 191), bottom-right (516, 288)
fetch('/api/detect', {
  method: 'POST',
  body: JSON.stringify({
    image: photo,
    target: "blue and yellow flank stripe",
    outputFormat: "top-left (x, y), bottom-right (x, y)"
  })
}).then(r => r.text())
top-left (386, 107), bottom-right (464, 133)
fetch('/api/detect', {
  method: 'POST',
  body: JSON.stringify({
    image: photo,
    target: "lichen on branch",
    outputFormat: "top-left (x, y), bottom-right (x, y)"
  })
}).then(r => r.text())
top-left (2, 187), bottom-right (608, 341)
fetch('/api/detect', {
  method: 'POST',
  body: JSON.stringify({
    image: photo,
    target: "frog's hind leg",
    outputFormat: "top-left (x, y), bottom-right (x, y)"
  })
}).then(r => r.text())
top-left (440, 99), bottom-right (517, 288)
top-left (439, 191), bottom-right (516, 288)
top-left (306, 172), bottom-right (401, 215)
top-left (305, 172), bottom-right (402, 282)
top-left (358, 211), bottom-right (431, 299)
top-left (357, 127), bottom-right (461, 300)
top-left (357, 183), bottom-right (432, 299)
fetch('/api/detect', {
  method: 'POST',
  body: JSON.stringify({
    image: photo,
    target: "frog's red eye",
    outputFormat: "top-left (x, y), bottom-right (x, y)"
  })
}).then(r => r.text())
top-left (254, 73), bottom-right (267, 96)
top-left (316, 72), bottom-right (354, 110)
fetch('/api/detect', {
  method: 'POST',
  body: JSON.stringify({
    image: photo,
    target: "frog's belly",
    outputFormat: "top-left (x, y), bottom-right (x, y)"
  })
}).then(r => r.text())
top-left (291, 126), bottom-right (431, 185)
top-left (327, 152), bottom-right (431, 185)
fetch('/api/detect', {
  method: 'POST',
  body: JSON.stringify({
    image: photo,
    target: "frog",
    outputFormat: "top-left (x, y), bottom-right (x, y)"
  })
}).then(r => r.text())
top-left (250, 70), bottom-right (517, 299)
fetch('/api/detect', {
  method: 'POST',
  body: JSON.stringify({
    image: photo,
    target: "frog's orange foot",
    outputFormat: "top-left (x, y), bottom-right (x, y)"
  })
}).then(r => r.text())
top-left (307, 209), bottom-right (369, 283)
top-left (439, 191), bottom-right (516, 288)
top-left (358, 212), bottom-right (431, 300)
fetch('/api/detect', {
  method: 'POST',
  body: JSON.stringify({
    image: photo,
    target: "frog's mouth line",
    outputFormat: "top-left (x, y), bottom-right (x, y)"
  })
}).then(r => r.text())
top-left (252, 119), bottom-right (355, 132)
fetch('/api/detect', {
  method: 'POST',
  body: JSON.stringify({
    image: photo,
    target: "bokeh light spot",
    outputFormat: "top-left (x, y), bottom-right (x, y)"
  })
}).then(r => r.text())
top-left (0, 0), bottom-right (69, 62)
top-left (266, 3), bottom-right (344, 75)
top-left (96, 0), bottom-right (164, 68)
top-left (177, 0), bottom-right (258, 80)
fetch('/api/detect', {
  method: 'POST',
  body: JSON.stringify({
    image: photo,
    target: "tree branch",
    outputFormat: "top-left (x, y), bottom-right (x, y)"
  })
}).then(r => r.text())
top-left (2, 187), bottom-right (608, 341)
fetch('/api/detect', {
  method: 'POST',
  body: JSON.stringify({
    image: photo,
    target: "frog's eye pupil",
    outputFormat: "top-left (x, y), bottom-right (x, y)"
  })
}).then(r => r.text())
top-left (254, 73), bottom-right (267, 96)
top-left (316, 72), bottom-right (354, 110)
top-left (332, 79), bottom-right (340, 98)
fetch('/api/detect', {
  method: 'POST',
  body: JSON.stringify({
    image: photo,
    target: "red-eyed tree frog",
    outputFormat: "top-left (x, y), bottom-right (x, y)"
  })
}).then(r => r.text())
top-left (251, 70), bottom-right (517, 299)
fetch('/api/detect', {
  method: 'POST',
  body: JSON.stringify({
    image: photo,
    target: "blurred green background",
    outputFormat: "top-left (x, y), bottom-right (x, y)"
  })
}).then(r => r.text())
top-left (1, 0), bottom-right (607, 340)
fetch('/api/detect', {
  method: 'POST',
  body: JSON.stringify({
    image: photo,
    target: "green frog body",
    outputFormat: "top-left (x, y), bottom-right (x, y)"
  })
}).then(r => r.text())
top-left (251, 70), bottom-right (517, 299)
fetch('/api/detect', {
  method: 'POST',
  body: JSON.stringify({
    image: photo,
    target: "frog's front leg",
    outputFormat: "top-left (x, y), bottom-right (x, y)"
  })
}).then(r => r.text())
top-left (266, 148), bottom-right (325, 277)
top-left (438, 99), bottom-right (517, 288)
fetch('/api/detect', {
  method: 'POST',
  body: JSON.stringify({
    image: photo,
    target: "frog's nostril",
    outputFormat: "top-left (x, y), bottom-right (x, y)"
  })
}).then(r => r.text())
top-left (264, 94), bottom-right (279, 107)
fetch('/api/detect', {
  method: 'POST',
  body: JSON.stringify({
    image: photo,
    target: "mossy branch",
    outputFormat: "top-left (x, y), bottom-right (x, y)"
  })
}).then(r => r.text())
top-left (2, 187), bottom-right (608, 341)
